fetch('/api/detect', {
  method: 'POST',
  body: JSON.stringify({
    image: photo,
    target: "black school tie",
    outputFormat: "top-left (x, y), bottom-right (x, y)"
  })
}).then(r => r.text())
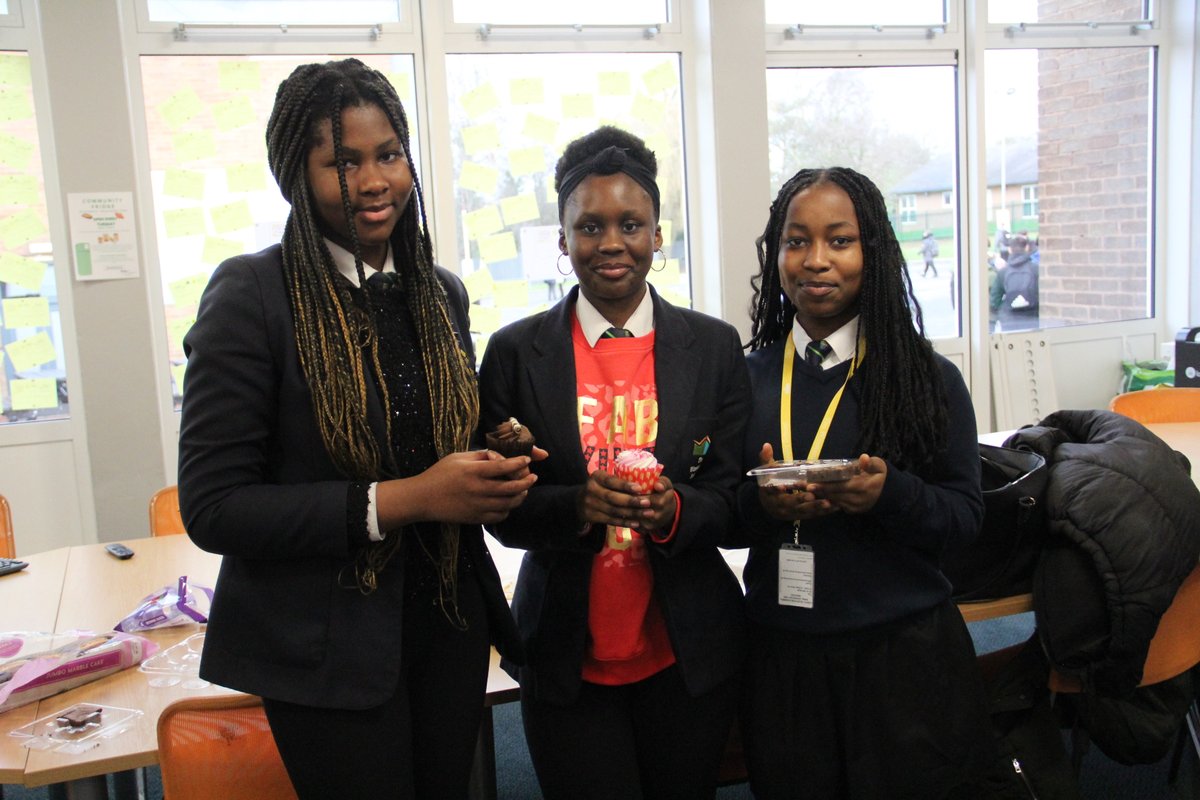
top-left (805, 339), bottom-right (832, 367)
top-left (602, 327), bottom-right (634, 338)
top-left (366, 270), bottom-right (400, 292)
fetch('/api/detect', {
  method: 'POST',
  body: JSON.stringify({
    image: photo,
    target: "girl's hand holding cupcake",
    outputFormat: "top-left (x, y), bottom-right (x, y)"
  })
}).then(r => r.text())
top-left (575, 449), bottom-right (677, 533)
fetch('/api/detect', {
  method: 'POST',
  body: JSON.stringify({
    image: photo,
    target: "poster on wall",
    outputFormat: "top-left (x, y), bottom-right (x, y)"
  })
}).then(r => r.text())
top-left (67, 192), bottom-right (139, 280)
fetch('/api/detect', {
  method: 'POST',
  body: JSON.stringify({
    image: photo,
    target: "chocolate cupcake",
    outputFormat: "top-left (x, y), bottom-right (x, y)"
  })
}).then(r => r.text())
top-left (486, 417), bottom-right (536, 457)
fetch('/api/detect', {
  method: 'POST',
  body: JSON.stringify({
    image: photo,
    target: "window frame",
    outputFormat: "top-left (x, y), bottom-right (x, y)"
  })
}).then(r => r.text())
top-left (761, 1), bottom-right (1180, 426)
top-left (1020, 184), bottom-right (1037, 220)
top-left (0, 8), bottom-right (80, 441)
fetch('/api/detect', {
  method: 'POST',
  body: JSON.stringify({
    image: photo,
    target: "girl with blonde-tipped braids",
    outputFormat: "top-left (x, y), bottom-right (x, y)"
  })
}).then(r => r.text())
top-left (178, 58), bottom-right (536, 799)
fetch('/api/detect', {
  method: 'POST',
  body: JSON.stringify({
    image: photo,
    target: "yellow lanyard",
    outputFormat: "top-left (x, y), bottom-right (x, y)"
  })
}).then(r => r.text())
top-left (779, 334), bottom-right (864, 462)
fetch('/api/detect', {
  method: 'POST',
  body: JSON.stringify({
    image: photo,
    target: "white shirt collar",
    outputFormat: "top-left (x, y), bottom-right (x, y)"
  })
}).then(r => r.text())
top-left (324, 238), bottom-right (395, 288)
top-left (575, 287), bottom-right (655, 347)
top-left (791, 315), bottom-right (860, 369)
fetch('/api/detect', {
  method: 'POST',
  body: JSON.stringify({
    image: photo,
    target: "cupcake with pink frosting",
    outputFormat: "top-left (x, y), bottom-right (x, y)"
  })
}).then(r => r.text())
top-left (612, 448), bottom-right (664, 495)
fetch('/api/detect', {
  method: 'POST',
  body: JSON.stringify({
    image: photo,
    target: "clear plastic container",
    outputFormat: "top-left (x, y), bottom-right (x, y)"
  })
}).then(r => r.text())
top-left (10, 703), bottom-right (142, 754)
top-left (746, 459), bottom-right (860, 487)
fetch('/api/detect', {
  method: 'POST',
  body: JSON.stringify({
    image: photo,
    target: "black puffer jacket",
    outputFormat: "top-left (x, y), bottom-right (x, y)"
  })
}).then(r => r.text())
top-left (1006, 409), bottom-right (1200, 696)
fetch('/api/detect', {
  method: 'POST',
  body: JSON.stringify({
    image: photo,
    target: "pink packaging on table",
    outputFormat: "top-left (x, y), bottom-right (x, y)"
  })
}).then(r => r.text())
top-left (0, 630), bottom-right (157, 714)
top-left (114, 575), bottom-right (213, 633)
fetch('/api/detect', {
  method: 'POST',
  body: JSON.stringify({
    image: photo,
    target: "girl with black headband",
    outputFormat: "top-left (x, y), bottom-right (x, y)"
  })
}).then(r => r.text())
top-left (479, 125), bottom-right (751, 799)
top-left (177, 58), bottom-right (536, 798)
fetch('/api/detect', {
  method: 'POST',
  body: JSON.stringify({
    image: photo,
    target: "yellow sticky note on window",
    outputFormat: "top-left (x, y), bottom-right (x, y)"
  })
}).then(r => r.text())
top-left (174, 131), bottom-right (217, 163)
top-left (659, 219), bottom-right (673, 247)
top-left (210, 199), bottom-right (253, 233)
top-left (169, 274), bottom-right (209, 308)
top-left (479, 232), bottom-right (518, 264)
top-left (164, 207), bottom-right (206, 238)
top-left (0, 209), bottom-right (45, 249)
top-left (202, 236), bottom-right (243, 265)
top-left (631, 94), bottom-right (662, 126)
top-left (493, 279), bottom-right (530, 308)
top-left (167, 315), bottom-right (197, 351)
top-left (2, 296), bottom-right (50, 329)
top-left (522, 114), bottom-right (558, 146)
top-left (462, 123), bottom-right (501, 156)
top-left (213, 95), bottom-right (256, 132)
top-left (562, 93), bottom-right (595, 119)
top-left (0, 252), bottom-right (46, 292)
top-left (159, 88), bottom-right (204, 129)
top-left (464, 205), bottom-right (504, 240)
top-left (460, 84), bottom-right (500, 119)
top-left (469, 304), bottom-right (502, 335)
top-left (648, 258), bottom-right (683, 288)
top-left (10, 378), bottom-right (57, 411)
top-left (510, 77), bottom-right (544, 105)
top-left (386, 73), bottom-right (413, 105)
top-left (500, 193), bottom-right (540, 226)
top-left (598, 71), bottom-right (632, 96)
top-left (0, 175), bottom-right (38, 206)
top-left (642, 61), bottom-right (678, 95)
top-left (658, 288), bottom-right (692, 309)
top-left (460, 162), bottom-right (499, 195)
top-left (226, 162), bottom-right (267, 193)
top-left (508, 147), bottom-right (546, 178)
top-left (4, 332), bottom-right (56, 371)
top-left (0, 88), bottom-right (33, 122)
top-left (462, 267), bottom-right (494, 303)
top-left (0, 132), bottom-right (33, 170)
top-left (219, 61), bottom-right (262, 93)
top-left (164, 169), bottom-right (206, 200)
top-left (0, 54), bottom-right (31, 87)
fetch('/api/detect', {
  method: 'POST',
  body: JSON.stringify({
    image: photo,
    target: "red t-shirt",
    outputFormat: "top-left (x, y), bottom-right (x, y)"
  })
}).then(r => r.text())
top-left (573, 316), bottom-right (676, 685)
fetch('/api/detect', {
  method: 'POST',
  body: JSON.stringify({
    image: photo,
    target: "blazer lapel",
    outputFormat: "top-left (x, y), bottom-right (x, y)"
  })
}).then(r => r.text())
top-left (650, 288), bottom-right (700, 479)
top-left (527, 289), bottom-right (589, 483)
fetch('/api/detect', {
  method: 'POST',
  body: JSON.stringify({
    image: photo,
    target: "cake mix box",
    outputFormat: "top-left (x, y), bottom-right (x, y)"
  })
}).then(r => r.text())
top-left (0, 630), bottom-right (157, 714)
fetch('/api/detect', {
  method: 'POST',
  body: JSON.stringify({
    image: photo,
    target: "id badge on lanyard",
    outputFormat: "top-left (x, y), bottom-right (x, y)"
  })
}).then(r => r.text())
top-left (775, 333), bottom-right (864, 610)
top-left (779, 542), bottom-right (814, 608)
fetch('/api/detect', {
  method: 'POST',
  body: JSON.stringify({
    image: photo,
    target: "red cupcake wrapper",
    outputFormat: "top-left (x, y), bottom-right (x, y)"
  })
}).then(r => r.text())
top-left (612, 462), bottom-right (664, 495)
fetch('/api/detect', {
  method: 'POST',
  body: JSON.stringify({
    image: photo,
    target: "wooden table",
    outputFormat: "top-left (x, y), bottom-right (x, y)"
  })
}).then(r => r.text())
top-left (0, 534), bottom-right (521, 799)
top-left (0, 536), bottom-right (231, 798)
top-left (0, 546), bottom-right (70, 786)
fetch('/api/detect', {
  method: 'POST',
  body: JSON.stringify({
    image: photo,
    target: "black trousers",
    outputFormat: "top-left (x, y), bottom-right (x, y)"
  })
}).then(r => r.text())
top-left (263, 570), bottom-right (490, 800)
top-left (743, 600), bottom-right (1002, 800)
top-left (521, 663), bottom-right (739, 800)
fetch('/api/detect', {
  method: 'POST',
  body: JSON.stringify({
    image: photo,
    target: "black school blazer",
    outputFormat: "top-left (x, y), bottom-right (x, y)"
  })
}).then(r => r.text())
top-left (178, 244), bottom-right (520, 710)
top-left (478, 285), bottom-right (749, 705)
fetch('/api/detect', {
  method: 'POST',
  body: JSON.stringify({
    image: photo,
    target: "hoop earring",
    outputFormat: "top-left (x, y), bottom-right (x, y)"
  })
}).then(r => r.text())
top-left (650, 248), bottom-right (667, 272)
top-left (557, 252), bottom-right (573, 276)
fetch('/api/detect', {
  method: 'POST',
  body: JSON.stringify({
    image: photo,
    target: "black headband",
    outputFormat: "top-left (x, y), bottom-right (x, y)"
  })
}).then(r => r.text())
top-left (556, 145), bottom-right (660, 221)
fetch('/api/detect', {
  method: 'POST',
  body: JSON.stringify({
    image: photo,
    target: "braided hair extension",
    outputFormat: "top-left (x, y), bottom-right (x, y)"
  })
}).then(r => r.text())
top-left (747, 167), bottom-right (948, 473)
top-left (554, 125), bottom-right (659, 221)
top-left (266, 59), bottom-right (478, 600)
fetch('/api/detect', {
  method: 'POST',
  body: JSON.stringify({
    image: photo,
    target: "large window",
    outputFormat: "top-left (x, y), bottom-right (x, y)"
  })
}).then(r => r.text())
top-left (765, 0), bottom-right (946, 26)
top-left (766, 65), bottom-right (959, 339)
top-left (444, 53), bottom-right (689, 354)
top-left (0, 51), bottom-right (66, 425)
top-left (451, 0), bottom-right (668, 25)
top-left (139, 54), bottom-right (417, 407)
top-left (145, 1), bottom-right (404, 24)
top-left (984, 47), bottom-right (1153, 333)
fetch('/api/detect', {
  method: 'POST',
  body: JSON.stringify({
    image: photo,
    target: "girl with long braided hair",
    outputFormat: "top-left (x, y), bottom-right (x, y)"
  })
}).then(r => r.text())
top-left (178, 58), bottom-right (535, 799)
top-left (736, 167), bottom-right (1005, 798)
